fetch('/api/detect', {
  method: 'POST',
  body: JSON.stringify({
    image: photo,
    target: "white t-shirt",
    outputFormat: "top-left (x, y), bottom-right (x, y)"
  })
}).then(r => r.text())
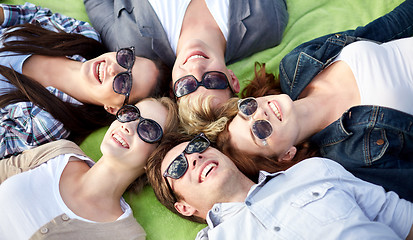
top-left (0, 153), bottom-right (132, 240)
top-left (148, 0), bottom-right (229, 54)
top-left (335, 37), bottom-right (413, 115)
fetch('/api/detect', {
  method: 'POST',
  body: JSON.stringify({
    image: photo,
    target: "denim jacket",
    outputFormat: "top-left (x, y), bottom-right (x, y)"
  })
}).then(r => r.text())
top-left (279, 0), bottom-right (413, 101)
top-left (278, 0), bottom-right (413, 201)
top-left (311, 106), bottom-right (413, 201)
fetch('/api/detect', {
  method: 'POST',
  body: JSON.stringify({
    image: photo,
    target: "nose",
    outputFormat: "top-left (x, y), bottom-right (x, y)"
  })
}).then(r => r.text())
top-left (251, 106), bottom-right (268, 120)
top-left (108, 61), bottom-right (126, 78)
top-left (187, 152), bottom-right (203, 169)
top-left (120, 123), bottom-right (132, 134)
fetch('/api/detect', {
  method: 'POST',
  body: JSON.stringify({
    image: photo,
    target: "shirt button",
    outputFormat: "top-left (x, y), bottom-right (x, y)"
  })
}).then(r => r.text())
top-left (274, 226), bottom-right (281, 232)
top-left (245, 201), bottom-right (251, 206)
top-left (213, 206), bottom-right (220, 213)
top-left (61, 214), bottom-right (69, 221)
top-left (376, 139), bottom-right (384, 145)
top-left (312, 192), bottom-right (320, 197)
top-left (40, 227), bottom-right (49, 234)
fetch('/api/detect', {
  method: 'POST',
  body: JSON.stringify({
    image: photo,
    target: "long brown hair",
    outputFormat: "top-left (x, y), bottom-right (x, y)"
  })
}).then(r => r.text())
top-left (0, 23), bottom-right (113, 144)
top-left (240, 62), bottom-right (283, 98)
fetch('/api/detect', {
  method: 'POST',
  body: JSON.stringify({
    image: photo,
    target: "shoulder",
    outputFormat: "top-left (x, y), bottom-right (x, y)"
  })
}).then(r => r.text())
top-left (290, 157), bottom-right (348, 175)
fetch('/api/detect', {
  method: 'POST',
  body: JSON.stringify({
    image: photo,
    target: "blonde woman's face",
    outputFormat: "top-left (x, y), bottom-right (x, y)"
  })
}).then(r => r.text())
top-left (100, 99), bottom-right (168, 170)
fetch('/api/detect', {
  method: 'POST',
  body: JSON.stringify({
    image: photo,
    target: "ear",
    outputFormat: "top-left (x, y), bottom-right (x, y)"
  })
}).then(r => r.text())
top-left (228, 69), bottom-right (240, 93)
top-left (174, 200), bottom-right (197, 217)
top-left (104, 105), bottom-right (120, 115)
top-left (169, 81), bottom-right (175, 99)
top-left (278, 146), bottom-right (297, 162)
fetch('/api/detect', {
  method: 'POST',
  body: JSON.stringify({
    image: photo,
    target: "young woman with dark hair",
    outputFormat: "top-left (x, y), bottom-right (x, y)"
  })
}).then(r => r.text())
top-left (0, 3), bottom-right (170, 158)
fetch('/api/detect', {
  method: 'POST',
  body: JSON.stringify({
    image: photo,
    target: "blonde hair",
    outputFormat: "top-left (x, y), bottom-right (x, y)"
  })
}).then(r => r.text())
top-left (178, 95), bottom-right (239, 142)
top-left (127, 97), bottom-right (179, 194)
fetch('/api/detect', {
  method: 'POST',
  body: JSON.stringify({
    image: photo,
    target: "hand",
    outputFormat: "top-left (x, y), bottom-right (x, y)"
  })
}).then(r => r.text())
top-left (0, 7), bottom-right (4, 25)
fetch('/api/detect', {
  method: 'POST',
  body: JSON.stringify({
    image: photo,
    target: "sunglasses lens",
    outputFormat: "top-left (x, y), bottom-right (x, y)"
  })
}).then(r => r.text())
top-left (166, 154), bottom-right (188, 179)
top-left (186, 134), bottom-right (210, 154)
top-left (138, 120), bottom-right (163, 143)
top-left (239, 98), bottom-right (258, 116)
top-left (116, 105), bottom-right (139, 122)
top-left (252, 120), bottom-right (273, 140)
top-left (116, 48), bottom-right (134, 69)
top-left (113, 73), bottom-right (132, 94)
top-left (203, 72), bottom-right (229, 89)
top-left (174, 76), bottom-right (198, 97)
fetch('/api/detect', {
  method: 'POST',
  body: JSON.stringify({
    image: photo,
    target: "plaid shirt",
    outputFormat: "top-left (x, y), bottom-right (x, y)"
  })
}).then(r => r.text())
top-left (0, 3), bottom-right (100, 158)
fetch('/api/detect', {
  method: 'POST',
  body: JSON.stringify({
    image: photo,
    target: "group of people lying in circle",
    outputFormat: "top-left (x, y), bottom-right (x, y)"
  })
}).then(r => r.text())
top-left (0, 0), bottom-right (413, 239)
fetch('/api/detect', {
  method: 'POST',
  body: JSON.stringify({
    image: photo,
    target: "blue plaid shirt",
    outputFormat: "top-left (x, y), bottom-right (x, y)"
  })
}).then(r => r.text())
top-left (0, 3), bottom-right (101, 158)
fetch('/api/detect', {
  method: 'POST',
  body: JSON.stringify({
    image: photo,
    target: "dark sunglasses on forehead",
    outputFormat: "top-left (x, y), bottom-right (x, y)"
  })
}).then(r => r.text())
top-left (238, 97), bottom-right (273, 146)
top-left (163, 133), bottom-right (210, 202)
top-left (116, 104), bottom-right (163, 143)
top-left (173, 71), bottom-right (232, 98)
top-left (113, 46), bottom-right (135, 106)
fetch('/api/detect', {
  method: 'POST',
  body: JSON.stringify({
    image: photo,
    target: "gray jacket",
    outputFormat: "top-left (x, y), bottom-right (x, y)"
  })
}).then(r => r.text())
top-left (84, 0), bottom-right (289, 67)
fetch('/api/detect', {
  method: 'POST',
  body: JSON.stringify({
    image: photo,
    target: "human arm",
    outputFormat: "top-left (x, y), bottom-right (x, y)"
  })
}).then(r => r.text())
top-left (0, 2), bottom-right (100, 41)
top-left (329, 161), bottom-right (413, 240)
top-left (408, 226), bottom-right (413, 240)
top-left (0, 7), bottom-right (3, 25)
top-left (349, 0), bottom-right (413, 42)
top-left (0, 101), bottom-right (70, 159)
top-left (83, 0), bottom-right (116, 49)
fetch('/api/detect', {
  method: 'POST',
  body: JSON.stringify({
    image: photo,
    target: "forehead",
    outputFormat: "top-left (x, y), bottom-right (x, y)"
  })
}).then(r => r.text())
top-left (228, 114), bottom-right (260, 149)
top-left (136, 99), bottom-right (168, 127)
top-left (161, 141), bottom-right (189, 171)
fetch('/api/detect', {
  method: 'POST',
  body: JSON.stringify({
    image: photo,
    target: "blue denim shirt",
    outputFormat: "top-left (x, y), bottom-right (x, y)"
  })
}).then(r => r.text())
top-left (279, 0), bottom-right (413, 101)
top-left (278, 0), bottom-right (413, 201)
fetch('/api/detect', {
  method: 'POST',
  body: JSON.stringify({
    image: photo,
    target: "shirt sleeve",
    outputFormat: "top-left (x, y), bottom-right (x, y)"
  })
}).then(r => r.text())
top-left (0, 2), bottom-right (100, 41)
top-left (0, 101), bottom-right (70, 158)
top-left (325, 159), bottom-right (413, 239)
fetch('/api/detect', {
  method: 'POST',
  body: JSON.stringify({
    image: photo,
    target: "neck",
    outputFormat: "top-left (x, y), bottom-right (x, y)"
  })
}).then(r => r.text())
top-left (177, 0), bottom-right (226, 55)
top-left (293, 61), bottom-right (361, 143)
top-left (292, 95), bottom-right (335, 143)
top-left (78, 156), bottom-right (143, 201)
top-left (23, 55), bottom-right (89, 103)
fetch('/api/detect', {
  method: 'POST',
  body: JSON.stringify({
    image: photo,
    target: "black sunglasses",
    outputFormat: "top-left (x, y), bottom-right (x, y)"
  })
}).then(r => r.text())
top-left (113, 47), bottom-right (135, 106)
top-left (116, 104), bottom-right (163, 143)
top-left (238, 97), bottom-right (273, 145)
top-left (163, 133), bottom-right (210, 201)
top-left (173, 71), bottom-right (231, 98)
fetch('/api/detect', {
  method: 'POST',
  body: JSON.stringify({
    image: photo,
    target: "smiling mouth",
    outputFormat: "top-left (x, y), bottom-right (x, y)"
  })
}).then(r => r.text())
top-left (269, 101), bottom-right (282, 121)
top-left (184, 52), bottom-right (208, 65)
top-left (200, 162), bottom-right (217, 182)
top-left (112, 133), bottom-right (129, 149)
top-left (96, 62), bottom-right (104, 84)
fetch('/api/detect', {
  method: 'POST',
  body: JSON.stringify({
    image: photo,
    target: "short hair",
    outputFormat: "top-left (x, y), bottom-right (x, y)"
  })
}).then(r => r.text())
top-left (149, 60), bottom-right (173, 99)
top-left (146, 132), bottom-right (206, 223)
top-left (127, 97), bottom-right (179, 194)
top-left (178, 95), bottom-right (239, 142)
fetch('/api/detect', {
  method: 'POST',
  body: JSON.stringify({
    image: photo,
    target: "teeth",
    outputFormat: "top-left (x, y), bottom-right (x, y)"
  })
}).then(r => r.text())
top-left (269, 102), bottom-right (282, 121)
top-left (187, 55), bottom-right (206, 62)
top-left (200, 163), bottom-right (217, 182)
top-left (113, 134), bottom-right (129, 148)
top-left (96, 62), bottom-right (103, 83)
